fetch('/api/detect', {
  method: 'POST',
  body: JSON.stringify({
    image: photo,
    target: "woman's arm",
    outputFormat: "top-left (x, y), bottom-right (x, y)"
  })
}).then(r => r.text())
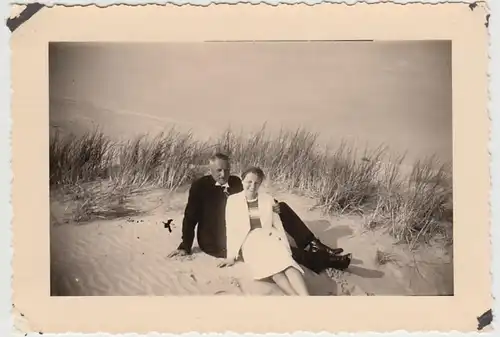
top-left (225, 196), bottom-right (245, 260)
top-left (271, 204), bottom-right (293, 255)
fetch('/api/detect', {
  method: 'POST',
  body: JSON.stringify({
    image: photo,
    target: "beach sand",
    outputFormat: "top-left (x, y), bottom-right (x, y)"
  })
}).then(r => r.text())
top-left (50, 184), bottom-right (453, 297)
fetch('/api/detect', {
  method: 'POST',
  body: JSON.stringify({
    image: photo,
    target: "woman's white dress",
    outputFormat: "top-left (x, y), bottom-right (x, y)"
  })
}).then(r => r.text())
top-left (241, 199), bottom-right (304, 280)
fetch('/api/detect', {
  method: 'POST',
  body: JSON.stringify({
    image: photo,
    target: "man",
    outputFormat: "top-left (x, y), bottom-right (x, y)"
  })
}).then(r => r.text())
top-left (168, 153), bottom-right (352, 271)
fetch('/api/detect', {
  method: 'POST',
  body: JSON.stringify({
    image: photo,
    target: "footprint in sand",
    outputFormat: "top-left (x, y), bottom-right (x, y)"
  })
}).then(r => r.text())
top-left (181, 255), bottom-right (197, 262)
top-left (211, 277), bottom-right (244, 295)
top-left (166, 254), bottom-right (196, 262)
top-left (229, 277), bottom-right (242, 289)
top-left (214, 290), bottom-right (229, 295)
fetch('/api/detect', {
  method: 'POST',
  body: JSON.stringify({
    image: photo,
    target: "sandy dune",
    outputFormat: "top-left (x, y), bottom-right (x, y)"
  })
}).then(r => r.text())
top-left (50, 185), bottom-right (453, 297)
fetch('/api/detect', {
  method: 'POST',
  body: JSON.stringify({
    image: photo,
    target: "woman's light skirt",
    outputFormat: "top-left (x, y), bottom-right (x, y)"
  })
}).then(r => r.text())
top-left (241, 228), bottom-right (304, 280)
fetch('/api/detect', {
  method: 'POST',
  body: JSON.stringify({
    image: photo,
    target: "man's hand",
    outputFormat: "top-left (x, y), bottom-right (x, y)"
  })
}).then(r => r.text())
top-left (217, 257), bottom-right (236, 268)
top-left (272, 200), bottom-right (281, 214)
top-left (168, 248), bottom-right (190, 258)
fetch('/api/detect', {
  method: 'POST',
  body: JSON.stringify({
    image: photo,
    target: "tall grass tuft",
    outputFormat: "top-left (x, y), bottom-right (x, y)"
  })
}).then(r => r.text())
top-left (49, 129), bottom-right (114, 186)
top-left (367, 156), bottom-right (453, 247)
top-left (63, 182), bottom-right (141, 223)
top-left (112, 128), bottom-right (208, 189)
top-left (389, 157), bottom-right (452, 247)
top-left (315, 143), bottom-right (387, 214)
top-left (50, 124), bottom-right (452, 245)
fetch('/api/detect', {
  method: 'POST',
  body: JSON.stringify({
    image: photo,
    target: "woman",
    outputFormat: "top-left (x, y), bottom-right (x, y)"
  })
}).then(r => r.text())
top-left (218, 166), bottom-right (309, 296)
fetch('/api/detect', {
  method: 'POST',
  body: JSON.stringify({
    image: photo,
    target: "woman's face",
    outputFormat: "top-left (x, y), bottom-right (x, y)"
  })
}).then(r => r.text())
top-left (242, 173), bottom-right (262, 197)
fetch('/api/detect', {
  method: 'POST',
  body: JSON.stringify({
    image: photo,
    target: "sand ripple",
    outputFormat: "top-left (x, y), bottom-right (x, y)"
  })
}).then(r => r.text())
top-left (50, 191), bottom-right (452, 296)
top-left (50, 215), bottom-right (305, 296)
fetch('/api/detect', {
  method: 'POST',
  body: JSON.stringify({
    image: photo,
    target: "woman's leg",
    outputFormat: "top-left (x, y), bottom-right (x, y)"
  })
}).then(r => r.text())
top-left (271, 271), bottom-right (297, 296)
top-left (284, 267), bottom-right (309, 296)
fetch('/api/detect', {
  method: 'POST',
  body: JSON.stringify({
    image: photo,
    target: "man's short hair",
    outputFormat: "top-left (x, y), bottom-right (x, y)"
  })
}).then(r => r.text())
top-left (209, 152), bottom-right (230, 163)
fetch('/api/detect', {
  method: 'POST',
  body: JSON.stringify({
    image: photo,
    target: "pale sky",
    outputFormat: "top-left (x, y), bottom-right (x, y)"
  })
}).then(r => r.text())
top-left (49, 41), bottom-right (452, 163)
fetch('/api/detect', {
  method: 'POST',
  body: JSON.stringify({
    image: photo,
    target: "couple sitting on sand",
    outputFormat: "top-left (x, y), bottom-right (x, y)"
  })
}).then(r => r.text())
top-left (169, 153), bottom-right (352, 296)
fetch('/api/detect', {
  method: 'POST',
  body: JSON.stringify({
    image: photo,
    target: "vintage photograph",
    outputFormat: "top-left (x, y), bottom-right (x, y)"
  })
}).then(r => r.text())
top-left (49, 40), bottom-right (453, 297)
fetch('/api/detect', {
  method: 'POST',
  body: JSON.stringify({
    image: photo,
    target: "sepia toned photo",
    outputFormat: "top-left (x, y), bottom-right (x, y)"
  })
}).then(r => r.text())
top-left (11, 3), bottom-right (491, 333)
top-left (49, 40), bottom-right (454, 297)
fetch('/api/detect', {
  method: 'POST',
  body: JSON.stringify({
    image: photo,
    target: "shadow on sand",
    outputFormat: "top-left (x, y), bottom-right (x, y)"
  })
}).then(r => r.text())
top-left (301, 220), bottom-right (384, 294)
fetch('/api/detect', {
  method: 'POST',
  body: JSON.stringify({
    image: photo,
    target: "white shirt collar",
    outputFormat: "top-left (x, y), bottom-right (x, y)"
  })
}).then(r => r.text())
top-left (215, 181), bottom-right (229, 188)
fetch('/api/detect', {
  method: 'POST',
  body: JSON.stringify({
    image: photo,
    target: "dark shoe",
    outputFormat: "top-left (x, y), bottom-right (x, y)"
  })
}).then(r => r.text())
top-left (305, 239), bottom-right (344, 256)
top-left (292, 246), bottom-right (348, 274)
top-left (327, 253), bottom-right (352, 271)
top-left (292, 249), bottom-right (328, 274)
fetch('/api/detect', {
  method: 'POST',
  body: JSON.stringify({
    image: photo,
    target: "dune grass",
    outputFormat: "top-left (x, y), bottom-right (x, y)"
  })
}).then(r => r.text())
top-left (56, 182), bottom-right (143, 223)
top-left (49, 125), bottom-right (453, 247)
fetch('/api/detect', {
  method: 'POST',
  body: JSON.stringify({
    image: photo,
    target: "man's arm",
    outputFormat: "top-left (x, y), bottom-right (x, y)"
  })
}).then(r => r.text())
top-left (177, 180), bottom-right (202, 253)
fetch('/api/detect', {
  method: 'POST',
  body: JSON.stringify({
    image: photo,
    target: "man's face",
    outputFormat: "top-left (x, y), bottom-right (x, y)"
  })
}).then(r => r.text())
top-left (209, 158), bottom-right (230, 185)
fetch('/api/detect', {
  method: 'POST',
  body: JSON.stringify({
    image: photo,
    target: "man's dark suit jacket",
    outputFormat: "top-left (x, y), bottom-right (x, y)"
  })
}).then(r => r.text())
top-left (177, 175), bottom-right (243, 258)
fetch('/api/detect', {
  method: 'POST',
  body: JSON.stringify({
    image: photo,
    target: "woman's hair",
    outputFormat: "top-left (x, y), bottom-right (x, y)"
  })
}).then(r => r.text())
top-left (241, 166), bottom-right (266, 182)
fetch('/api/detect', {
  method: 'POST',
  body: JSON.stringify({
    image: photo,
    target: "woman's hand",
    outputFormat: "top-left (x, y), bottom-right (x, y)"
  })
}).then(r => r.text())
top-left (217, 257), bottom-right (236, 268)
